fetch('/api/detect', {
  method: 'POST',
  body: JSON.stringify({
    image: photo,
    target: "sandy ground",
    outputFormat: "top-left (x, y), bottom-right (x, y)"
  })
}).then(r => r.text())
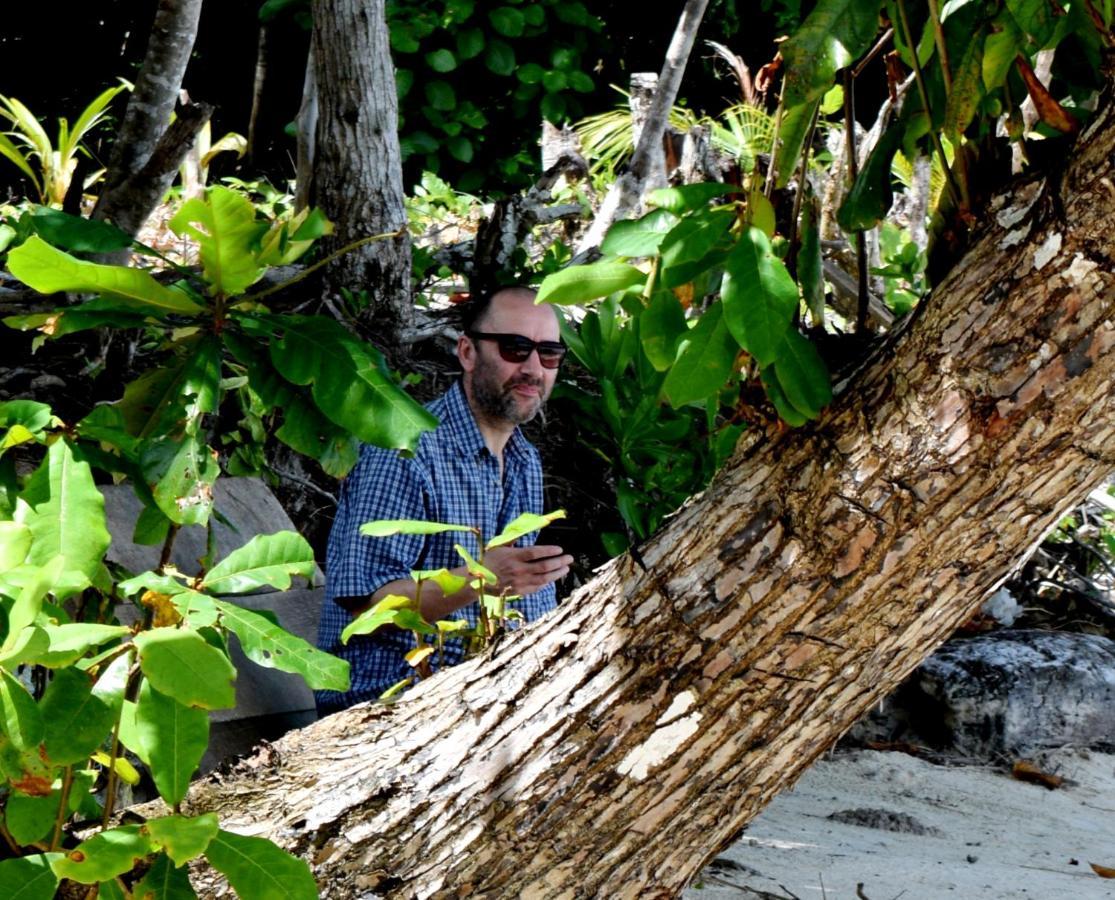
top-left (683, 748), bottom-right (1115, 900)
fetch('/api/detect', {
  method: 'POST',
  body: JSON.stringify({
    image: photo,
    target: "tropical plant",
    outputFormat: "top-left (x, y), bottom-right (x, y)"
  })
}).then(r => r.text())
top-left (0, 83), bottom-right (129, 207)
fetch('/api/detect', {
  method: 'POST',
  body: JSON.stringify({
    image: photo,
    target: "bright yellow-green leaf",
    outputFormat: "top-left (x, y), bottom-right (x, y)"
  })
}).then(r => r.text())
top-left (486, 510), bottom-right (566, 549)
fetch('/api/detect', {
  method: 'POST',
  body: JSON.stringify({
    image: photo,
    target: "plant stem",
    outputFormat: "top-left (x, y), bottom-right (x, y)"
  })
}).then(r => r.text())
top-left (0, 819), bottom-right (22, 855)
top-left (926, 0), bottom-right (952, 92)
top-left (894, 0), bottom-right (966, 212)
top-left (842, 69), bottom-right (870, 334)
top-left (157, 524), bottom-right (180, 573)
top-left (50, 767), bottom-right (75, 852)
top-left (763, 79), bottom-right (787, 199)
top-left (102, 659), bottom-right (141, 829)
top-left (851, 27), bottom-right (895, 79)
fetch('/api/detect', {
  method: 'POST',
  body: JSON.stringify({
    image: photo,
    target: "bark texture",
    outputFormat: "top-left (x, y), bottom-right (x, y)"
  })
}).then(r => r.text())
top-left (182, 86), bottom-right (1115, 899)
top-left (310, 0), bottom-right (412, 341)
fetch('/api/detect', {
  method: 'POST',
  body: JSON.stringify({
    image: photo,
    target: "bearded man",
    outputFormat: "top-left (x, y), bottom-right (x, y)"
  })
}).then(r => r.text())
top-left (315, 287), bottom-right (573, 713)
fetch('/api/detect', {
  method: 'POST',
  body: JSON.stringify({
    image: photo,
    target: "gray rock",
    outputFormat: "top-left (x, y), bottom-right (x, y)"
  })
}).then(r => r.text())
top-left (851, 630), bottom-right (1115, 760)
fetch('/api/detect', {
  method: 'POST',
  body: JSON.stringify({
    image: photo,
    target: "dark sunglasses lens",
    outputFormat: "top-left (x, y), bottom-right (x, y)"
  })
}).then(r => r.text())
top-left (537, 345), bottom-right (566, 369)
top-left (496, 337), bottom-right (534, 363)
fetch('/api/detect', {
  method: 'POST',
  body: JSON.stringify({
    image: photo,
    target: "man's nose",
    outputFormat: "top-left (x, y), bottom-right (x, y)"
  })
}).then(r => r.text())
top-left (520, 348), bottom-right (544, 376)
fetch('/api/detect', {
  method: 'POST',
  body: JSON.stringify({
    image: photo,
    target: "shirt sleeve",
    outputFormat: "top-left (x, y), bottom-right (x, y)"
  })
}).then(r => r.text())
top-left (325, 444), bottom-right (434, 604)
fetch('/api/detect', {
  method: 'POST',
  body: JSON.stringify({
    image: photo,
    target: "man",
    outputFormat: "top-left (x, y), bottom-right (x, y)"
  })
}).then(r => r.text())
top-left (315, 286), bottom-right (573, 713)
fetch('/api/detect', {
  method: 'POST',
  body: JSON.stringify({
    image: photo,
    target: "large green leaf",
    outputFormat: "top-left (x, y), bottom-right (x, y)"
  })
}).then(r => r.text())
top-left (360, 519), bottom-right (474, 538)
top-left (135, 681), bottom-right (210, 806)
top-left (761, 366), bottom-right (810, 427)
top-left (215, 601), bottom-right (350, 692)
top-left (146, 814), bottom-right (219, 864)
top-left (169, 186), bottom-right (267, 297)
top-left (721, 227), bottom-right (799, 366)
top-left (769, 330), bottom-right (833, 418)
top-left (600, 208), bottom-right (677, 257)
top-left (39, 667), bottom-right (116, 765)
top-left (0, 854), bottom-right (60, 900)
top-left (118, 336), bottom-right (221, 440)
top-left (0, 521), bottom-right (31, 573)
top-left (205, 829), bottom-right (317, 900)
top-left (640, 289), bottom-right (688, 371)
top-left (782, 0), bottom-right (884, 108)
top-left (267, 315), bottom-right (437, 453)
top-left (774, 98), bottom-right (821, 189)
top-left (662, 304), bottom-right (739, 408)
top-left (50, 825), bottom-right (153, 884)
top-left (659, 209), bottom-right (734, 271)
top-left (138, 433), bottom-right (219, 527)
top-left (943, 26), bottom-right (986, 140)
top-left (982, 13), bottom-right (1023, 90)
top-left (15, 439), bottom-right (110, 596)
top-left (34, 623), bottom-right (130, 668)
top-left (647, 183), bottom-right (738, 214)
top-left (486, 510), bottom-right (566, 549)
top-left (7, 770), bottom-right (95, 846)
top-left (536, 260), bottom-right (646, 305)
top-left (201, 532), bottom-right (315, 594)
top-left (6, 236), bottom-right (202, 314)
top-left (26, 207), bottom-right (132, 254)
top-left (1005, 0), bottom-right (1056, 46)
top-left (836, 124), bottom-right (903, 233)
top-left (134, 628), bottom-right (236, 710)
top-left (0, 560), bottom-right (55, 653)
top-left (132, 851), bottom-right (198, 899)
top-left (0, 669), bottom-right (43, 751)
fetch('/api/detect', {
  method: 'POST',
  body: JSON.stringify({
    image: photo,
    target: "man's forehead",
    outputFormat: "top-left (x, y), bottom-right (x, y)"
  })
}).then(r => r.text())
top-left (484, 291), bottom-right (558, 332)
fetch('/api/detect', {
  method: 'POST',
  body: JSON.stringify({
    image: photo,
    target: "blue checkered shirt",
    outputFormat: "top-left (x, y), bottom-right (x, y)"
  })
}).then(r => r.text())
top-left (315, 381), bottom-right (556, 712)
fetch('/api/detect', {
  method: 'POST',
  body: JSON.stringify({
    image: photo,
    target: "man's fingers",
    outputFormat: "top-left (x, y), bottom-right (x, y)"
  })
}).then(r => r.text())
top-left (525, 545), bottom-right (565, 561)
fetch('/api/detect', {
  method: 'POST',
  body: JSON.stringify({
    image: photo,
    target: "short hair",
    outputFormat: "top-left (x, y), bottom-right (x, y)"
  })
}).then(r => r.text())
top-left (460, 285), bottom-right (538, 333)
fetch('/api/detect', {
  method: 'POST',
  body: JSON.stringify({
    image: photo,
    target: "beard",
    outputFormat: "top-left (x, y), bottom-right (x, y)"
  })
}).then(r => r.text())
top-left (470, 364), bottom-right (547, 426)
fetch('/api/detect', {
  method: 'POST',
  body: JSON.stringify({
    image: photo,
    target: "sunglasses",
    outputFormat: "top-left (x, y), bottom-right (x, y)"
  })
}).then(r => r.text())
top-left (467, 331), bottom-right (567, 369)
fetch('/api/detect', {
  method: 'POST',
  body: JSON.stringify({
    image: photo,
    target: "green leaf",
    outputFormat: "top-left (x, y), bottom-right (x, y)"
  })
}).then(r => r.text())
top-left (760, 366), bottom-right (810, 426)
top-left (782, 0), bottom-right (884, 108)
top-left (0, 521), bottom-right (31, 572)
top-left (660, 209), bottom-right (734, 271)
top-left (134, 628), bottom-right (236, 710)
top-left (774, 98), bottom-right (821, 189)
top-left (26, 207), bottom-right (132, 254)
top-left (600, 209), bottom-right (677, 258)
top-left (517, 62), bottom-right (546, 84)
top-left (6, 790), bottom-right (59, 846)
top-left (1005, 0), bottom-right (1056, 45)
top-left (486, 510), bottom-right (566, 549)
top-left (799, 194), bottom-right (826, 326)
top-left (205, 829), bottom-right (317, 900)
top-left (536, 261), bottom-right (645, 305)
top-left (341, 594), bottom-right (412, 644)
top-left (647, 182), bottom-right (737, 214)
top-left (640, 289), bottom-right (688, 371)
top-left (39, 668), bottom-right (116, 765)
top-left (0, 854), bottom-right (60, 900)
top-left (662, 304), bottom-right (739, 408)
top-left (15, 439), bottom-right (110, 595)
top-left (489, 6), bottom-right (526, 36)
top-left (457, 27), bottom-right (485, 59)
top-left (266, 315), bottom-right (437, 454)
top-left (721, 227), bottom-right (799, 366)
top-left (425, 79), bottom-right (456, 111)
top-left (34, 623), bottom-right (131, 668)
top-left (943, 26), bottom-right (986, 140)
top-left (6, 236), bottom-right (203, 314)
top-left (132, 851), bottom-right (198, 900)
top-left (50, 825), bottom-right (153, 884)
top-left (169, 186), bottom-right (267, 297)
top-left (425, 49), bottom-right (457, 72)
top-left (769, 329), bottom-right (833, 418)
top-left (983, 14), bottom-right (1023, 90)
top-left (216, 601), bottom-right (350, 692)
top-left (412, 568), bottom-right (469, 595)
top-left (484, 39), bottom-right (516, 76)
top-left (0, 665), bottom-right (44, 751)
top-left (0, 559), bottom-right (53, 652)
top-left (836, 124), bottom-right (903, 232)
top-left (135, 681), bottom-right (210, 806)
top-left (200, 532), bottom-right (316, 594)
top-left (146, 813), bottom-right (220, 866)
top-left (360, 518), bottom-right (474, 538)
top-left (454, 544), bottom-right (497, 585)
top-left (447, 135), bottom-right (474, 163)
top-left (139, 434), bottom-right (219, 527)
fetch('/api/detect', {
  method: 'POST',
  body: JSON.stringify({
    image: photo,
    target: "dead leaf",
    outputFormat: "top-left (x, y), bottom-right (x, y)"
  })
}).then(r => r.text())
top-left (1011, 759), bottom-right (1064, 790)
top-left (1090, 863), bottom-right (1115, 878)
top-left (1016, 55), bottom-right (1079, 135)
top-left (141, 590), bottom-right (183, 628)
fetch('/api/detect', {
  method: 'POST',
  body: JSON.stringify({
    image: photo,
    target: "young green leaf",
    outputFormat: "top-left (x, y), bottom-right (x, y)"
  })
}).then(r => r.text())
top-left (454, 544), bottom-right (498, 584)
top-left (600, 208), bottom-right (677, 257)
top-left (341, 599), bottom-right (410, 644)
top-left (49, 825), bottom-right (153, 884)
top-left (360, 519), bottom-right (475, 538)
top-left (0, 668), bottom-right (44, 751)
top-left (39, 668), bottom-right (116, 765)
top-left (200, 532), bottom-right (316, 594)
top-left (536, 260), bottom-right (646, 305)
top-left (169, 186), bottom-right (268, 297)
top-left (146, 813), bottom-right (220, 866)
top-left (205, 829), bottom-right (317, 900)
top-left (0, 853), bottom-right (61, 900)
top-left (216, 600), bottom-right (350, 692)
top-left (6, 236), bottom-right (203, 314)
top-left (721, 227), bottom-right (799, 366)
top-left (662, 304), bottom-right (740, 408)
top-left (412, 568), bottom-right (469, 596)
top-left (486, 510), bottom-right (567, 549)
top-left (134, 629), bottom-right (237, 710)
top-left (135, 681), bottom-right (210, 806)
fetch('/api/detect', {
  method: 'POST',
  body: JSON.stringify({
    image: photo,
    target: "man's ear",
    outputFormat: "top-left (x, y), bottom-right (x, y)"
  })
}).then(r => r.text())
top-left (458, 333), bottom-right (476, 373)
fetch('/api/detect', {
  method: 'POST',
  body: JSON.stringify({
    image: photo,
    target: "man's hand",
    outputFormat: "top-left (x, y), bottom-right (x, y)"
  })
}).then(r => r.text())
top-left (484, 544), bottom-right (572, 598)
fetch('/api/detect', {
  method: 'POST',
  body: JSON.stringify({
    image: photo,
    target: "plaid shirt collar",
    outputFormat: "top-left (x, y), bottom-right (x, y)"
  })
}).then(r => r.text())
top-left (443, 380), bottom-right (532, 466)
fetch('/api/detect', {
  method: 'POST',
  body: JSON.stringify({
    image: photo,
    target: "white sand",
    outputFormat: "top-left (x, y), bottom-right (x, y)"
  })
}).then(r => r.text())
top-left (685, 748), bottom-right (1115, 900)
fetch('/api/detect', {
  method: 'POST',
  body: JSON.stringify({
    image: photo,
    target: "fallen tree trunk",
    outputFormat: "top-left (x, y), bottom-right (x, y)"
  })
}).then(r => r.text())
top-left (180, 85), bottom-right (1115, 898)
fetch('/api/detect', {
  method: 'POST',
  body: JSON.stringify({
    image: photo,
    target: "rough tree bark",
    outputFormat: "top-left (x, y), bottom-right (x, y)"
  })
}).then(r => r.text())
top-left (178, 82), bottom-right (1115, 899)
top-left (92, 0), bottom-right (206, 243)
top-left (309, 0), bottom-right (413, 343)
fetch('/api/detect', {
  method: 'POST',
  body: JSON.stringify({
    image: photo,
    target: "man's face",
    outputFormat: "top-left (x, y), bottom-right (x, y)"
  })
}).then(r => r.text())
top-left (461, 290), bottom-right (561, 427)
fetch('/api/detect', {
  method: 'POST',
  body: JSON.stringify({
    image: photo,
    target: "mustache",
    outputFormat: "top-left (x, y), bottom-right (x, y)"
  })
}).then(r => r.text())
top-left (505, 374), bottom-right (544, 389)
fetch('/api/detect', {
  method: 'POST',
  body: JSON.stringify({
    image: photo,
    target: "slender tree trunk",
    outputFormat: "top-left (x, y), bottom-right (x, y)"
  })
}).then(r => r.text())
top-left (176, 82), bottom-right (1115, 899)
top-left (578, 0), bottom-right (711, 251)
top-left (294, 47), bottom-right (317, 214)
top-left (310, 0), bottom-right (413, 342)
top-left (92, 0), bottom-right (206, 240)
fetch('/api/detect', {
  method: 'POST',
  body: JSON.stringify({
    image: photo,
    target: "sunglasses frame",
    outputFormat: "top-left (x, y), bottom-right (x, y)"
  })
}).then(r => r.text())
top-left (467, 331), bottom-right (567, 369)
